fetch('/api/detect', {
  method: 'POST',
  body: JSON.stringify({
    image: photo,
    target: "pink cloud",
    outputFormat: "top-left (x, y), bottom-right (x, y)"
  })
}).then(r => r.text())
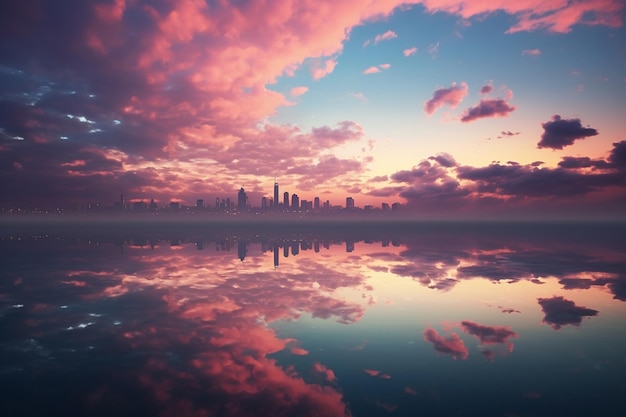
top-left (480, 84), bottom-right (493, 94)
top-left (424, 82), bottom-right (468, 115)
top-left (460, 99), bottom-right (516, 122)
top-left (379, 63), bottom-right (391, 70)
top-left (522, 48), bottom-right (542, 56)
top-left (291, 347), bottom-right (309, 355)
top-left (374, 30), bottom-right (398, 44)
top-left (423, 327), bottom-right (469, 360)
top-left (312, 363), bottom-right (337, 382)
top-left (363, 66), bottom-right (381, 74)
top-left (403, 47), bottom-right (418, 56)
top-left (421, 0), bottom-right (623, 33)
top-left (310, 57), bottom-right (338, 80)
top-left (290, 86), bottom-right (309, 97)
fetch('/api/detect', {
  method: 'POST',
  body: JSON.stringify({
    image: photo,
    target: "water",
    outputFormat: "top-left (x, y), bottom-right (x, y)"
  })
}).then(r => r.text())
top-left (1, 221), bottom-right (625, 416)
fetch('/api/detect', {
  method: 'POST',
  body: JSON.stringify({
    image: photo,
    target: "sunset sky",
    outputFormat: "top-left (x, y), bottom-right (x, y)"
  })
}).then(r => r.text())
top-left (1, 0), bottom-right (625, 218)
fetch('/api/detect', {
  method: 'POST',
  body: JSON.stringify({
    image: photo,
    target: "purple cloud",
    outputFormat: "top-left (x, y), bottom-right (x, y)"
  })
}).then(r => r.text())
top-left (461, 99), bottom-right (516, 122)
top-left (537, 296), bottom-right (598, 330)
top-left (538, 115), bottom-right (598, 149)
top-left (424, 82), bottom-right (468, 115)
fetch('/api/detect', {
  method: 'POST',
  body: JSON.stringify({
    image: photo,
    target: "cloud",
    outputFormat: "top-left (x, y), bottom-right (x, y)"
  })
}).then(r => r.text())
top-left (421, 0), bottom-right (624, 33)
top-left (537, 296), bottom-right (598, 330)
top-left (424, 82), bottom-right (468, 115)
top-left (362, 64), bottom-right (390, 74)
top-left (374, 30), bottom-right (398, 44)
top-left (538, 115), bottom-right (599, 149)
top-left (349, 92), bottom-right (367, 102)
top-left (428, 41), bottom-right (440, 57)
top-left (608, 140), bottom-right (626, 168)
top-left (428, 153), bottom-right (457, 167)
top-left (403, 47), bottom-right (417, 56)
top-left (369, 141), bottom-right (626, 218)
top-left (499, 131), bottom-right (521, 137)
top-left (480, 84), bottom-right (493, 94)
top-left (558, 156), bottom-right (610, 169)
top-left (522, 48), bottom-right (542, 56)
top-left (460, 99), bottom-right (516, 122)
top-left (312, 363), bottom-right (337, 382)
top-left (423, 327), bottom-right (469, 360)
top-left (290, 86), bottom-right (309, 97)
top-left (363, 66), bottom-right (380, 74)
top-left (460, 320), bottom-right (518, 359)
top-left (310, 57), bottom-right (338, 81)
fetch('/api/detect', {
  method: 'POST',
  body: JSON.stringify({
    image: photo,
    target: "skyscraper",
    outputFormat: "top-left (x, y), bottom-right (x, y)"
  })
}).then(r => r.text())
top-left (291, 193), bottom-right (299, 209)
top-left (283, 191), bottom-right (289, 208)
top-left (346, 196), bottom-right (355, 209)
top-left (274, 179), bottom-right (279, 209)
top-left (237, 187), bottom-right (247, 210)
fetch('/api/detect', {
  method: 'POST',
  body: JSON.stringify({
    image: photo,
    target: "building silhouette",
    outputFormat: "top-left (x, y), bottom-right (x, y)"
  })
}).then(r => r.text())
top-left (283, 191), bottom-right (289, 208)
top-left (237, 188), bottom-right (247, 210)
top-left (274, 179), bottom-right (279, 209)
top-left (291, 193), bottom-right (299, 209)
top-left (346, 196), bottom-right (354, 209)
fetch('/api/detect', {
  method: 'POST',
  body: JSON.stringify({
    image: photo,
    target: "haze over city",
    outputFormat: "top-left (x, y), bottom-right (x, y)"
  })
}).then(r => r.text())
top-left (1, 0), bottom-right (625, 219)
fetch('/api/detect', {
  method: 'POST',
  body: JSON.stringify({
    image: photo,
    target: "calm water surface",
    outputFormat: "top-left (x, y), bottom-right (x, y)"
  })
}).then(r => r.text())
top-left (1, 221), bottom-right (625, 416)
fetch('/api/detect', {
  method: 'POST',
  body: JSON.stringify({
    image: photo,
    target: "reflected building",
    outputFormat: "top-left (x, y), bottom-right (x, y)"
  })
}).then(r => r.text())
top-left (273, 244), bottom-right (279, 268)
top-left (237, 239), bottom-right (247, 261)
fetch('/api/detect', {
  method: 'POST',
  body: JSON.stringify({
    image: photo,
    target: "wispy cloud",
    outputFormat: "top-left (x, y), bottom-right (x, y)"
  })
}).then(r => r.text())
top-left (403, 47), bottom-right (417, 57)
top-left (374, 30), bottom-right (398, 44)
top-left (522, 48), bottom-right (542, 56)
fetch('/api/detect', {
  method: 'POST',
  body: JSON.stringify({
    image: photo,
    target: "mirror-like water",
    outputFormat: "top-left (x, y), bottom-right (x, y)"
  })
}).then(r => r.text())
top-left (1, 221), bottom-right (625, 416)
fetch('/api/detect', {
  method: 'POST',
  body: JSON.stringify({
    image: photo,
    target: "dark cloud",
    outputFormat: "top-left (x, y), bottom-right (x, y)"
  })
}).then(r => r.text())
top-left (498, 130), bottom-right (521, 138)
top-left (538, 115), bottom-right (598, 149)
top-left (558, 156), bottom-right (610, 170)
top-left (537, 296), bottom-right (598, 330)
top-left (480, 84), bottom-right (493, 94)
top-left (461, 99), bottom-right (516, 122)
top-left (608, 140), bottom-right (626, 169)
top-left (460, 321), bottom-right (518, 345)
top-left (428, 152), bottom-right (457, 167)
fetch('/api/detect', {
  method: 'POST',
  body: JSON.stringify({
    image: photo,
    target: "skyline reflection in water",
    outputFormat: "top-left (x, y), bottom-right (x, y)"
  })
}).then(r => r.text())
top-left (1, 221), bottom-right (625, 416)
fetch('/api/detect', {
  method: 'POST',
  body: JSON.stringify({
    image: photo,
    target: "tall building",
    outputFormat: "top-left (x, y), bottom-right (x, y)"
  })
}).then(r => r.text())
top-left (196, 199), bottom-right (204, 209)
top-left (274, 179), bottom-right (279, 209)
top-left (291, 193), bottom-right (299, 209)
top-left (237, 187), bottom-right (247, 210)
top-left (314, 197), bottom-right (320, 210)
top-left (346, 196), bottom-right (355, 209)
top-left (283, 191), bottom-right (289, 208)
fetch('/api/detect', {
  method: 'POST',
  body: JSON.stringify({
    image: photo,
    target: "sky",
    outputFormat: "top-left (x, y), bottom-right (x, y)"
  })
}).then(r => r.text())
top-left (0, 0), bottom-right (625, 219)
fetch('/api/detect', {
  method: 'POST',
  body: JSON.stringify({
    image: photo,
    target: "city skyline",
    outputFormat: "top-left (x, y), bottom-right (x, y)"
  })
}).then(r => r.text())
top-left (1, 1), bottom-right (625, 219)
